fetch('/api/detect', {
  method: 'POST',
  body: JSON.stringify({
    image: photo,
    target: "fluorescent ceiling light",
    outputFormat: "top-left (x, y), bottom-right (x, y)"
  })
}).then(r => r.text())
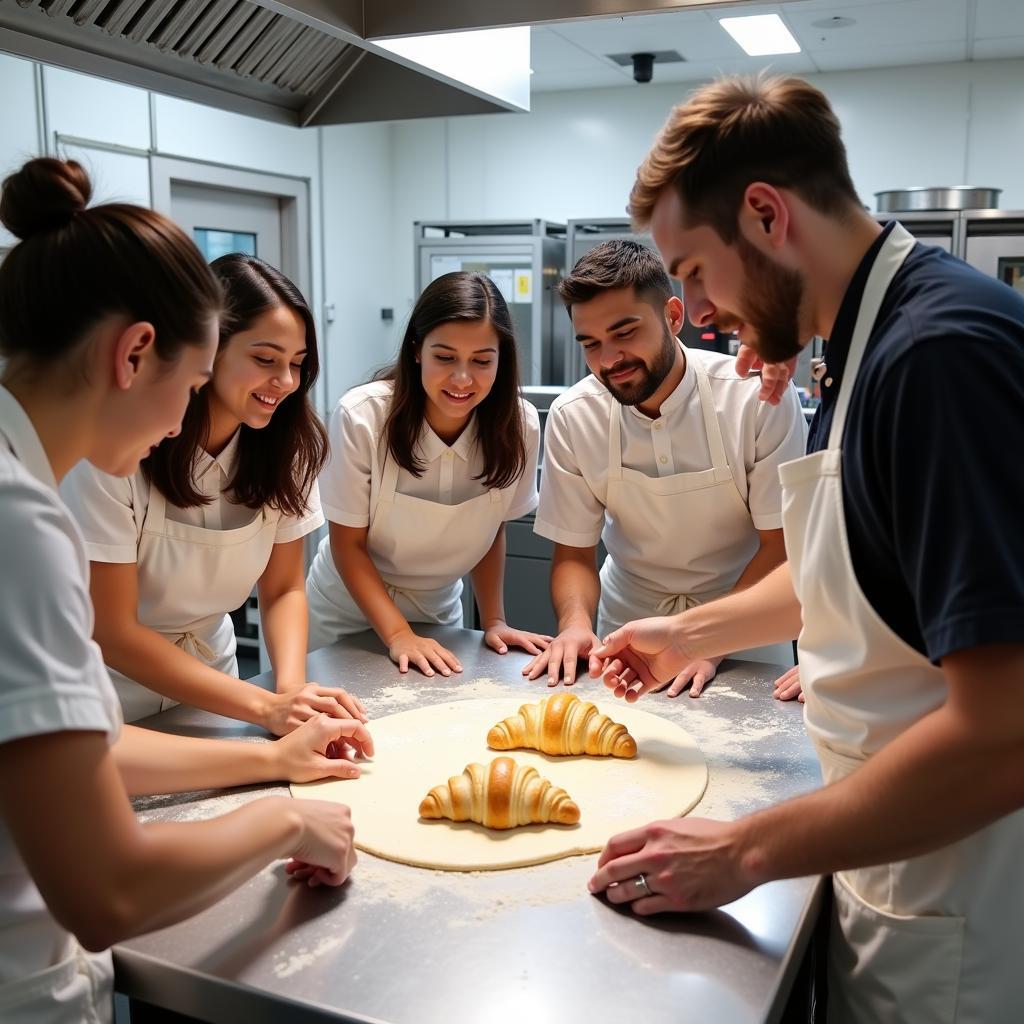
top-left (719, 14), bottom-right (801, 56)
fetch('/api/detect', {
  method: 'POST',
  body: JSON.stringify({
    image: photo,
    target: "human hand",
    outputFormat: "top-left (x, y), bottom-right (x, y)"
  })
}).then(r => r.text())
top-left (272, 713), bottom-right (375, 783)
top-left (587, 817), bottom-right (756, 914)
top-left (773, 665), bottom-right (804, 702)
top-left (588, 616), bottom-right (694, 701)
top-left (284, 798), bottom-right (357, 888)
top-left (387, 630), bottom-right (462, 677)
top-left (734, 345), bottom-right (798, 406)
top-left (651, 656), bottom-right (723, 699)
top-left (483, 621), bottom-right (553, 657)
top-left (264, 683), bottom-right (368, 737)
top-left (522, 624), bottom-right (600, 686)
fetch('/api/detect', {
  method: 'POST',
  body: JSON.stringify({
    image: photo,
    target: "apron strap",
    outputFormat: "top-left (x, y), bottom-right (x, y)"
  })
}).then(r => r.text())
top-left (688, 347), bottom-right (734, 485)
top-left (172, 630), bottom-right (218, 662)
top-left (140, 478), bottom-right (168, 536)
top-left (827, 223), bottom-right (916, 450)
top-left (369, 447), bottom-right (401, 531)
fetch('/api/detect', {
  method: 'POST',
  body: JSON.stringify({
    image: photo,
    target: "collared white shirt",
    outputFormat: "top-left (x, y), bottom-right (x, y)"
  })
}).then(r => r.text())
top-left (535, 348), bottom-right (808, 548)
top-left (61, 428), bottom-right (324, 563)
top-left (0, 384), bottom-right (121, 996)
top-left (319, 379), bottom-right (540, 527)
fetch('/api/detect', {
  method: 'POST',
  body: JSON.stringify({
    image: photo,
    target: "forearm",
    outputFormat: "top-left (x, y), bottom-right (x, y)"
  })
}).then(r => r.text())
top-left (335, 541), bottom-right (411, 644)
top-left (684, 561), bottom-right (802, 658)
top-left (736, 700), bottom-right (1024, 883)
top-left (471, 527), bottom-right (507, 627)
top-left (115, 799), bottom-right (303, 942)
top-left (552, 548), bottom-right (600, 632)
top-left (259, 585), bottom-right (309, 692)
top-left (99, 623), bottom-right (272, 727)
top-left (729, 540), bottom-right (787, 596)
top-left (113, 725), bottom-right (281, 796)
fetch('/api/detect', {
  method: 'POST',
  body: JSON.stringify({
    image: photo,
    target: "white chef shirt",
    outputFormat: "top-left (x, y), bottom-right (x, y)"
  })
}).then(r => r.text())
top-left (535, 348), bottom-right (808, 548)
top-left (0, 385), bottom-right (121, 1005)
top-left (320, 379), bottom-right (540, 528)
top-left (61, 427), bottom-right (324, 564)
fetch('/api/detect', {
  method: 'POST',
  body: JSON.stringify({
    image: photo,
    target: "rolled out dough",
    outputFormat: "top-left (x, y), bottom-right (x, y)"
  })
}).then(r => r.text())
top-left (291, 697), bottom-right (707, 871)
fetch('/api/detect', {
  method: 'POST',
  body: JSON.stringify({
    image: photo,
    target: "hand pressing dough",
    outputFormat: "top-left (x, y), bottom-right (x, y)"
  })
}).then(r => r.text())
top-left (291, 697), bottom-right (707, 871)
top-left (487, 692), bottom-right (637, 758)
top-left (419, 757), bottom-right (580, 828)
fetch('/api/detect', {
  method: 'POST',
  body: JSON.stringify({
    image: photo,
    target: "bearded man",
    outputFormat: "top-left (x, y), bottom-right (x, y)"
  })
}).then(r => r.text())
top-left (523, 239), bottom-right (806, 693)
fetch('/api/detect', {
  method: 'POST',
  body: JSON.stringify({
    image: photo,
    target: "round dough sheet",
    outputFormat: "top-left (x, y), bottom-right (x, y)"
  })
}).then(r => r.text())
top-left (291, 697), bottom-right (707, 871)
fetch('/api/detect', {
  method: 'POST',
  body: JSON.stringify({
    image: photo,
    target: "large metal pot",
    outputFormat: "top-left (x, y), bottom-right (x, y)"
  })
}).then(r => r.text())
top-left (874, 186), bottom-right (1002, 212)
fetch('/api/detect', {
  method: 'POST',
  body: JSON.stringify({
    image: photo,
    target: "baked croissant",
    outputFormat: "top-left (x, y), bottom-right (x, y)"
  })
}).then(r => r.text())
top-left (487, 693), bottom-right (637, 758)
top-left (418, 756), bottom-right (580, 829)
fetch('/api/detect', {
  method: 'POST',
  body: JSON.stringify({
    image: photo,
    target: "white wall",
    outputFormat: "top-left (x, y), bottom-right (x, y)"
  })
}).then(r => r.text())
top-left (319, 120), bottom-right (400, 403)
top-left (0, 55), bottom-right (406, 411)
top-left (385, 58), bottom-right (1024, 316)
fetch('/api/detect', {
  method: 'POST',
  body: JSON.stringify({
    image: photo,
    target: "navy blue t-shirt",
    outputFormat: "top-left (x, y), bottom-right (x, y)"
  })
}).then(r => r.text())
top-left (807, 222), bottom-right (1024, 663)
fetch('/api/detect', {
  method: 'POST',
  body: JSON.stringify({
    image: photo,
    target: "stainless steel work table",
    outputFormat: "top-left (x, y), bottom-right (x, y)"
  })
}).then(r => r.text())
top-left (117, 626), bottom-right (825, 1024)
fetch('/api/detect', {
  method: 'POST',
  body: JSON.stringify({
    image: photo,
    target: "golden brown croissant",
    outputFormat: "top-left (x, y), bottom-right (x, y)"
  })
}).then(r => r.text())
top-left (418, 756), bottom-right (580, 829)
top-left (487, 693), bottom-right (637, 758)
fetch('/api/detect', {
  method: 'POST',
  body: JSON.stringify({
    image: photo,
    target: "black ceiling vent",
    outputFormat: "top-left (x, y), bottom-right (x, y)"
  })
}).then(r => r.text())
top-left (607, 49), bottom-right (685, 67)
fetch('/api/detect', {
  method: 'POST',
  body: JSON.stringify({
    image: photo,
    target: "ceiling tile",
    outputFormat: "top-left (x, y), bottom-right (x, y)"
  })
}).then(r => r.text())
top-left (788, 0), bottom-right (968, 54)
top-left (811, 38), bottom-right (968, 71)
top-left (530, 27), bottom-right (615, 72)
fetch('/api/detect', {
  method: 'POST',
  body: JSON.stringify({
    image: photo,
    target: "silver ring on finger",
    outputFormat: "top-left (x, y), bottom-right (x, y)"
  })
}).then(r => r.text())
top-left (633, 872), bottom-right (653, 899)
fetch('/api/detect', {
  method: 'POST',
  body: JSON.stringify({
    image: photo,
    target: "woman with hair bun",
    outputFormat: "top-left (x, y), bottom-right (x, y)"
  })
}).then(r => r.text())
top-left (63, 253), bottom-right (365, 732)
top-left (306, 271), bottom-right (551, 676)
top-left (0, 157), bottom-right (371, 1023)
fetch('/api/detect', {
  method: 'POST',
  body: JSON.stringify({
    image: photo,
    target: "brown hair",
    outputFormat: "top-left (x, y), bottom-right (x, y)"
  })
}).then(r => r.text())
top-left (558, 239), bottom-right (672, 310)
top-left (143, 254), bottom-right (328, 518)
top-left (629, 73), bottom-right (861, 241)
top-left (0, 157), bottom-right (221, 370)
top-left (377, 271), bottom-right (526, 491)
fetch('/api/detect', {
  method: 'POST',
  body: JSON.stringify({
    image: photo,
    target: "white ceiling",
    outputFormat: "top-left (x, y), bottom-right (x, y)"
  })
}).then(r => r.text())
top-left (529, 0), bottom-right (1024, 91)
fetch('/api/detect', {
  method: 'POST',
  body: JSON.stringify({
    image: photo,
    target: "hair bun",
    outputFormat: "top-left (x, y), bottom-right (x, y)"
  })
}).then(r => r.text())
top-left (0, 157), bottom-right (92, 240)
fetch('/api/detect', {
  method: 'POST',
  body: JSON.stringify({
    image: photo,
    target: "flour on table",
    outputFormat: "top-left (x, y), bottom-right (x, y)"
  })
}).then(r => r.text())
top-left (292, 697), bottom-right (707, 872)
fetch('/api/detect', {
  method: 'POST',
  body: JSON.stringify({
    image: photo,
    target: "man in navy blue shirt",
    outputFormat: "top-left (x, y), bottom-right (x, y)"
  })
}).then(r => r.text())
top-left (587, 73), bottom-right (1024, 1022)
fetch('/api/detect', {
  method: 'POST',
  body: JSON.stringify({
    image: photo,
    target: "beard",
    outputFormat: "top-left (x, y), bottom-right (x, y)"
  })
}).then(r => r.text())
top-left (600, 324), bottom-right (678, 406)
top-left (715, 235), bottom-right (807, 364)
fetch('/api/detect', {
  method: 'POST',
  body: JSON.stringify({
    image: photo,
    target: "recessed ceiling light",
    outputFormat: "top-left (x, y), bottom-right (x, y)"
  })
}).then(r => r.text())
top-left (719, 14), bottom-right (801, 56)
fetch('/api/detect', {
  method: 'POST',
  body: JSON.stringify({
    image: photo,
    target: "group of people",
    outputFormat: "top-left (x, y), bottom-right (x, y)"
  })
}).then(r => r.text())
top-left (1, 68), bottom-right (1021, 1024)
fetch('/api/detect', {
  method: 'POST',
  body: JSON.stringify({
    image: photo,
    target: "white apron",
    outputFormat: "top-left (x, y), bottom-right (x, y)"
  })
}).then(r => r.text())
top-left (598, 348), bottom-right (793, 666)
top-left (306, 450), bottom-right (505, 651)
top-left (0, 938), bottom-right (112, 1024)
top-left (779, 222), bottom-right (1024, 1023)
top-left (110, 485), bottom-right (280, 721)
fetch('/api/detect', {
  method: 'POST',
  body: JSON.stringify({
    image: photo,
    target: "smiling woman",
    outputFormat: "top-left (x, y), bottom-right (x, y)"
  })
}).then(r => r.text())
top-left (306, 271), bottom-right (553, 676)
top-left (60, 254), bottom-right (367, 735)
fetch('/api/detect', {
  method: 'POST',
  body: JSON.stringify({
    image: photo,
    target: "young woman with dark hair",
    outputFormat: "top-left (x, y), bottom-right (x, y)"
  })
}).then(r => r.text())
top-left (0, 157), bottom-right (369, 1024)
top-left (63, 252), bottom-right (366, 729)
top-left (306, 271), bottom-right (551, 676)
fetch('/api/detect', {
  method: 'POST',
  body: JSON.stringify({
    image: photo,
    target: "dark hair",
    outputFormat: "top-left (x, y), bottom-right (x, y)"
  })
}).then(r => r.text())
top-left (630, 73), bottom-right (861, 241)
top-left (558, 239), bottom-right (673, 310)
top-left (0, 157), bottom-right (221, 370)
top-left (377, 271), bottom-right (526, 491)
top-left (143, 255), bottom-right (328, 517)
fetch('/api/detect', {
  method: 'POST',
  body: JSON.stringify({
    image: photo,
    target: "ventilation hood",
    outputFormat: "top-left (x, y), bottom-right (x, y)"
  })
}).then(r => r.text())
top-left (0, 0), bottom-right (769, 126)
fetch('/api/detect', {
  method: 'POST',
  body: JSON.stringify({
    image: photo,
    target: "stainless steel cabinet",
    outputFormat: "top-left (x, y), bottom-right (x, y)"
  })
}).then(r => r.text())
top-left (961, 210), bottom-right (1024, 292)
top-left (413, 220), bottom-right (567, 385)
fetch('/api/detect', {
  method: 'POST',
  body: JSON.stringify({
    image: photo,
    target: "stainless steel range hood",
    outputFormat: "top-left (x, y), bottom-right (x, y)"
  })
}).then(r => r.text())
top-left (0, 0), bottom-right (769, 127)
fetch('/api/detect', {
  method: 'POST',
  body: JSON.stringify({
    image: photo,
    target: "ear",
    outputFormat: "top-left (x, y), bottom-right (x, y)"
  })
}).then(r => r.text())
top-left (738, 183), bottom-right (790, 253)
top-left (664, 295), bottom-right (685, 335)
top-left (112, 322), bottom-right (157, 391)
